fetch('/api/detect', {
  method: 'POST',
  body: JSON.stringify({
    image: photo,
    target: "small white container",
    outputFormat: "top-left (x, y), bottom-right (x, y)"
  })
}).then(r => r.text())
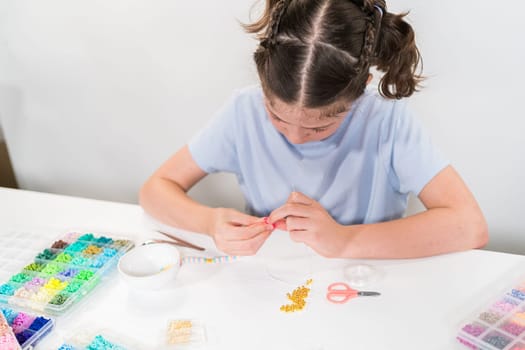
top-left (117, 243), bottom-right (180, 290)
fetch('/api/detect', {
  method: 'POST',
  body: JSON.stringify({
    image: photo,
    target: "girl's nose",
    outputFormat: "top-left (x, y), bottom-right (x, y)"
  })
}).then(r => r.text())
top-left (285, 127), bottom-right (309, 144)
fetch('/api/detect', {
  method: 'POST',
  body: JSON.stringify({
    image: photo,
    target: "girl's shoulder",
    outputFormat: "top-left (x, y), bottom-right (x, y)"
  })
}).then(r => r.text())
top-left (353, 86), bottom-right (412, 125)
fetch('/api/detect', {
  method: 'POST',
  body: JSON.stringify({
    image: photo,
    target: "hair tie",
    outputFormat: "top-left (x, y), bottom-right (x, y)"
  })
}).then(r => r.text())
top-left (373, 4), bottom-right (384, 17)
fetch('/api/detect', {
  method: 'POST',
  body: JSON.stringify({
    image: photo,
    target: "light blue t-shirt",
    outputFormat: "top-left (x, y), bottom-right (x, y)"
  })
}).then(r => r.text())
top-left (188, 85), bottom-right (448, 225)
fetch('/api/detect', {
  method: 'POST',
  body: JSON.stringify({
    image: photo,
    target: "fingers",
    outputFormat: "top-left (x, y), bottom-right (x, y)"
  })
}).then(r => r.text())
top-left (226, 221), bottom-right (274, 240)
top-left (228, 211), bottom-right (262, 227)
top-left (272, 219), bottom-right (287, 231)
top-left (287, 191), bottom-right (314, 205)
top-left (268, 202), bottom-right (313, 223)
top-left (219, 230), bottom-right (272, 256)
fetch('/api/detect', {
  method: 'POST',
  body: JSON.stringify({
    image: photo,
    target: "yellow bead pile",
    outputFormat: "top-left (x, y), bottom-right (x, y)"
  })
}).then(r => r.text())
top-left (83, 245), bottom-right (103, 255)
top-left (280, 279), bottom-right (313, 313)
top-left (43, 277), bottom-right (68, 291)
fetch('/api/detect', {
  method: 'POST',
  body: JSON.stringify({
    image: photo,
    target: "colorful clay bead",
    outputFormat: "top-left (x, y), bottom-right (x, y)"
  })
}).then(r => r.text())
top-left (11, 312), bottom-right (35, 334)
top-left (28, 316), bottom-right (50, 331)
top-left (79, 233), bottom-right (95, 241)
top-left (71, 256), bottom-right (89, 266)
top-left (483, 333), bottom-right (511, 349)
top-left (49, 293), bottom-right (69, 306)
top-left (65, 241), bottom-right (89, 253)
top-left (51, 240), bottom-right (69, 249)
top-left (111, 240), bottom-right (130, 249)
top-left (462, 323), bottom-right (486, 337)
top-left (24, 277), bottom-right (46, 291)
top-left (54, 252), bottom-right (73, 264)
top-left (64, 281), bottom-right (84, 293)
top-left (59, 268), bottom-right (79, 278)
top-left (510, 289), bottom-right (525, 300)
top-left (36, 248), bottom-right (56, 260)
top-left (95, 236), bottom-right (113, 244)
top-left (40, 263), bottom-right (63, 275)
top-left (86, 334), bottom-right (127, 350)
top-left (43, 277), bottom-right (68, 291)
top-left (75, 270), bottom-right (95, 281)
top-left (479, 310), bottom-right (503, 324)
top-left (57, 344), bottom-right (76, 350)
top-left (500, 321), bottom-right (525, 336)
top-left (0, 284), bottom-right (16, 296)
top-left (102, 248), bottom-right (118, 257)
top-left (83, 245), bottom-right (103, 256)
top-left (10, 273), bottom-right (32, 283)
top-left (23, 262), bottom-right (45, 272)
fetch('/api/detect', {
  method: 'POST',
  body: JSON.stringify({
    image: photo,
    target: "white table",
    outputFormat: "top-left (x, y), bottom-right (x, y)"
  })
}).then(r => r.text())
top-left (1, 187), bottom-right (524, 350)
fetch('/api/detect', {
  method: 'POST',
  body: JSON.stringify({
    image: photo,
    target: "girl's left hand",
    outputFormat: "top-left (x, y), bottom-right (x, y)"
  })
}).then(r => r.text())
top-left (268, 192), bottom-right (350, 258)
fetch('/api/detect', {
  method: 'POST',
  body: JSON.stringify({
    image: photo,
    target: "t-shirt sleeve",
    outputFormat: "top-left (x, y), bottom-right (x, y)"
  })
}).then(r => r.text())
top-left (188, 92), bottom-right (241, 175)
top-left (385, 102), bottom-right (450, 196)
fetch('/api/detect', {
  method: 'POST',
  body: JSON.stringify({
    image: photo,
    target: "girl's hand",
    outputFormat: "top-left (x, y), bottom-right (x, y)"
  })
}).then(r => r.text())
top-left (209, 208), bottom-right (274, 256)
top-left (268, 192), bottom-right (350, 258)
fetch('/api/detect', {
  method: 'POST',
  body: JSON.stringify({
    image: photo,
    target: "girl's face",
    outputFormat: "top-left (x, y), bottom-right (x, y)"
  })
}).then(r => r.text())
top-left (264, 97), bottom-right (350, 144)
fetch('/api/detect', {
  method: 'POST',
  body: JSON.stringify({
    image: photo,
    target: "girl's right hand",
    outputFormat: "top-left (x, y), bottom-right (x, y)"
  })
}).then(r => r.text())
top-left (209, 208), bottom-right (274, 256)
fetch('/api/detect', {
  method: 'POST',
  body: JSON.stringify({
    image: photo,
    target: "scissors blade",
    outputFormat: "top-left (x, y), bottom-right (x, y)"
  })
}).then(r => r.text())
top-left (357, 291), bottom-right (381, 297)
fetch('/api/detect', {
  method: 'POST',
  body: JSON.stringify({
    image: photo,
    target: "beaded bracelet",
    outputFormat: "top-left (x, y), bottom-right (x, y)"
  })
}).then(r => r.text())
top-left (181, 255), bottom-right (240, 265)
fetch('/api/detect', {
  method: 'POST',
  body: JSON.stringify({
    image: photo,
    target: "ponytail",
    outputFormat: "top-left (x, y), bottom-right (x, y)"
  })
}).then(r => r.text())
top-left (374, 11), bottom-right (423, 99)
top-left (242, 0), bottom-right (283, 38)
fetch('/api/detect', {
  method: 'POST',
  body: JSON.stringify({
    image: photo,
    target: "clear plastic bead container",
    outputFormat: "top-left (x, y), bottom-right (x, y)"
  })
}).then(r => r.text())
top-left (1, 305), bottom-right (55, 350)
top-left (457, 279), bottom-right (525, 349)
top-left (57, 328), bottom-right (143, 349)
top-left (0, 229), bottom-right (134, 316)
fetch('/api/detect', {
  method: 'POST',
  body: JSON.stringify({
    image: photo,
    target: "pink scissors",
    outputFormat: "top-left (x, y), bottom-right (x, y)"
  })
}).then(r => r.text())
top-left (326, 282), bottom-right (381, 304)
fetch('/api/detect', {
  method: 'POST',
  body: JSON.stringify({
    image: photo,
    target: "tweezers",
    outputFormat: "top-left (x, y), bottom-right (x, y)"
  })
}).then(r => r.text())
top-left (156, 230), bottom-right (205, 251)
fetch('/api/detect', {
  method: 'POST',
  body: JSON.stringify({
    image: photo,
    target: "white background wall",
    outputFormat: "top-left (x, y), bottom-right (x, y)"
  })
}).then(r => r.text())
top-left (0, 0), bottom-right (524, 253)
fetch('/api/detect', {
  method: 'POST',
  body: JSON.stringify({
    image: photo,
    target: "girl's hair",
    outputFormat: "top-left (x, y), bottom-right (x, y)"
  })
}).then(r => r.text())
top-left (243, 0), bottom-right (422, 108)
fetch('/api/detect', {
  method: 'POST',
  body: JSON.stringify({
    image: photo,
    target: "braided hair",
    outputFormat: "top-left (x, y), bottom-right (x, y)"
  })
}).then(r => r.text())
top-left (243, 0), bottom-right (422, 107)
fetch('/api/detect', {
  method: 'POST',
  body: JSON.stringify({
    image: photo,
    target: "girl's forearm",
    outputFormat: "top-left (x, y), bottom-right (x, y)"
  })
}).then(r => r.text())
top-left (341, 207), bottom-right (488, 259)
top-left (139, 177), bottom-right (215, 235)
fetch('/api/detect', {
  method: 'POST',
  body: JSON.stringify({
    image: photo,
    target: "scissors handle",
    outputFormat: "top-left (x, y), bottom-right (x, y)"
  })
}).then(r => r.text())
top-left (326, 282), bottom-right (357, 304)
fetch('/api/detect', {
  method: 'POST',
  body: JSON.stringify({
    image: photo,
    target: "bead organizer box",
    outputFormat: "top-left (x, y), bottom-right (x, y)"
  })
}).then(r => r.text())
top-left (0, 230), bottom-right (134, 316)
top-left (1, 306), bottom-right (54, 350)
top-left (57, 328), bottom-right (140, 350)
top-left (0, 309), bottom-right (20, 350)
top-left (457, 280), bottom-right (525, 349)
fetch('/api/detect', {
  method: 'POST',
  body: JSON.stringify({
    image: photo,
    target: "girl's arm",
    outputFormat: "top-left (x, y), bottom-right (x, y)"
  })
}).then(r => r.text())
top-left (268, 166), bottom-right (488, 259)
top-left (139, 145), bottom-right (273, 255)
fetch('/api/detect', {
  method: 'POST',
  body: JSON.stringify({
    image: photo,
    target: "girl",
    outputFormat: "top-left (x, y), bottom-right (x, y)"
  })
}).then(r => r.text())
top-left (140, 0), bottom-right (488, 258)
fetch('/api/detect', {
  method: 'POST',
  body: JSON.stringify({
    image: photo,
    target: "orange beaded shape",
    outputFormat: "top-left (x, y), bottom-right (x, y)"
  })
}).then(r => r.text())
top-left (280, 279), bottom-right (313, 313)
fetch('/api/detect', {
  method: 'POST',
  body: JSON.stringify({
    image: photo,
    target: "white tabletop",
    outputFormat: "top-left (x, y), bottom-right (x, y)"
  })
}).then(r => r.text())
top-left (1, 187), bottom-right (524, 350)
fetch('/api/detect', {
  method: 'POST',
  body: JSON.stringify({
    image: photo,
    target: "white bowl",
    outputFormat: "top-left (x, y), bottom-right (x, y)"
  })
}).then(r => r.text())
top-left (117, 243), bottom-right (181, 290)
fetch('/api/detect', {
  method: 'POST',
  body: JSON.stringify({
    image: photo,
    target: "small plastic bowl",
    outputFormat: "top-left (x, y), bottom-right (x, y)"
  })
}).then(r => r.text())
top-left (117, 243), bottom-right (181, 290)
